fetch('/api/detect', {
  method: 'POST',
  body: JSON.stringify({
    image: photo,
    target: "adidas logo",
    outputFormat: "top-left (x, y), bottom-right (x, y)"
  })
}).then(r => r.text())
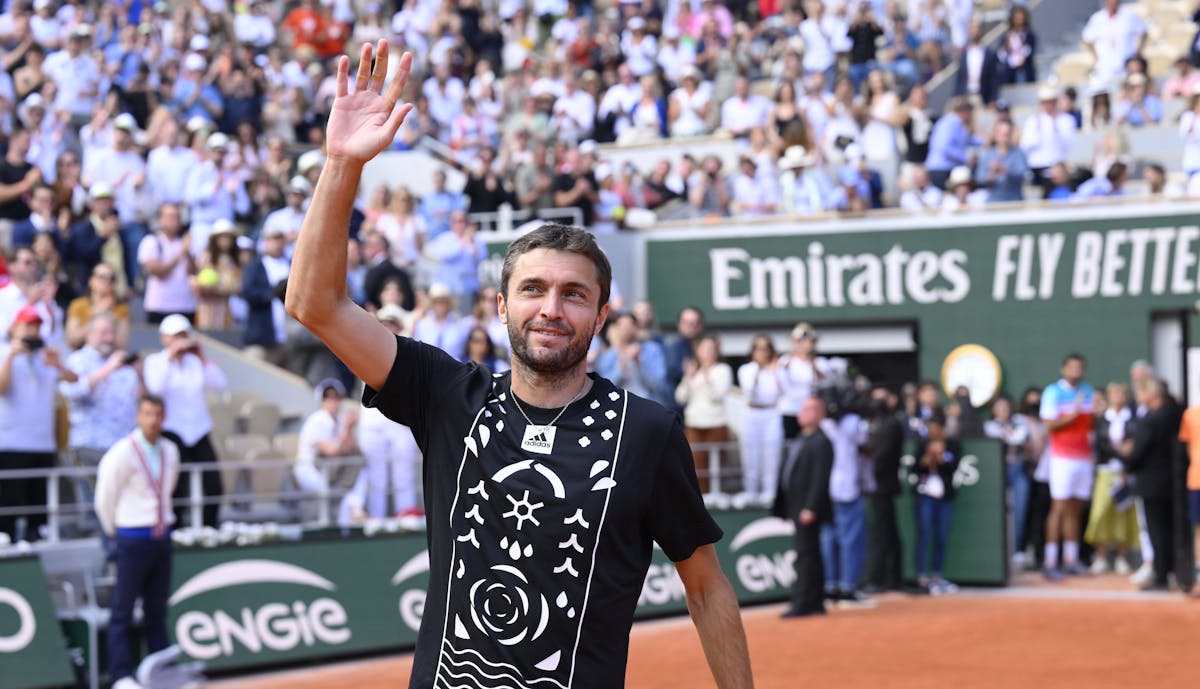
top-left (521, 425), bottom-right (557, 455)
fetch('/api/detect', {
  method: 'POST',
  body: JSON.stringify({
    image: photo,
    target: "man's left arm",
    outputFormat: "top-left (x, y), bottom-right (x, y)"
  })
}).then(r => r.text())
top-left (675, 544), bottom-right (754, 689)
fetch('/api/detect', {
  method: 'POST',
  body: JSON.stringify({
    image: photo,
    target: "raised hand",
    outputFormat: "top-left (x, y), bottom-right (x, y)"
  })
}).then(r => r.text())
top-left (327, 40), bottom-right (414, 165)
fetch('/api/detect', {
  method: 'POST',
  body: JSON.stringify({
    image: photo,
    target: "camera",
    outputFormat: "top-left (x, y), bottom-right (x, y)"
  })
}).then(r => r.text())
top-left (20, 336), bottom-right (45, 352)
top-left (122, 351), bottom-right (141, 366)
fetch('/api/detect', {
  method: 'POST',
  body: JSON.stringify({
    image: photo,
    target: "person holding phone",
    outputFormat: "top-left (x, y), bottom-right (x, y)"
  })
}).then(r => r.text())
top-left (913, 410), bottom-right (960, 594)
top-left (0, 304), bottom-right (78, 541)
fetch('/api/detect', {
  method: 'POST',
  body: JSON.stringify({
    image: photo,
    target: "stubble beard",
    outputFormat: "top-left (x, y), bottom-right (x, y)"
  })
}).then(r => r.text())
top-left (508, 317), bottom-right (592, 384)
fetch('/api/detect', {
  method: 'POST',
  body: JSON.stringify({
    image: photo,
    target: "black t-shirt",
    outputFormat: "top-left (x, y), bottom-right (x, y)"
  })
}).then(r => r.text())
top-left (849, 21), bottom-right (883, 64)
top-left (0, 158), bottom-right (32, 220)
top-left (365, 337), bottom-right (721, 689)
top-left (552, 173), bottom-right (596, 227)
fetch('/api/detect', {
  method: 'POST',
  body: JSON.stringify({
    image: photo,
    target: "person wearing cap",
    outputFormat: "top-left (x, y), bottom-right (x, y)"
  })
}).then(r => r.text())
top-left (657, 24), bottom-right (696, 86)
top-left (82, 113), bottom-right (147, 227)
top-left (621, 16), bottom-right (659, 78)
top-left (354, 305), bottom-right (423, 518)
top-left (925, 96), bottom-right (980, 189)
top-left (261, 176), bottom-right (312, 249)
top-left (0, 303), bottom-right (78, 542)
top-left (171, 52), bottom-right (224, 122)
top-left (777, 146), bottom-right (831, 215)
top-left (184, 132), bottom-right (250, 259)
top-left (974, 119), bottom-right (1029, 204)
top-left (146, 118), bottom-right (199, 207)
top-left (1114, 73), bottom-right (1163, 128)
top-left (42, 24), bottom-right (100, 120)
top-left (940, 165), bottom-right (985, 212)
top-left (93, 393), bottom-right (179, 689)
top-left (1019, 85), bottom-right (1078, 197)
top-left (411, 282), bottom-right (469, 361)
top-left (65, 181), bottom-right (135, 300)
top-left (241, 224), bottom-right (291, 365)
top-left (294, 378), bottom-right (358, 511)
top-left (829, 164), bottom-right (870, 212)
top-left (30, 0), bottom-right (63, 51)
top-left (19, 93), bottom-right (66, 186)
top-left (777, 323), bottom-right (831, 441)
top-left (1082, 0), bottom-right (1147, 86)
top-left (0, 245), bottom-right (64, 346)
top-left (192, 220), bottom-right (243, 330)
top-left (143, 313), bottom-right (227, 528)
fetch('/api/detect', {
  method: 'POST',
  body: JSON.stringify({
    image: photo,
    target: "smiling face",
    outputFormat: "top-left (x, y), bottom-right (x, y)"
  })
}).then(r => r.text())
top-left (499, 248), bottom-right (608, 378)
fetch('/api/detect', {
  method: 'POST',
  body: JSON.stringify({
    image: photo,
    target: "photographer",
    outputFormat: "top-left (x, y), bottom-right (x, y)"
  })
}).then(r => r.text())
top-left (60, 313), bottom-right (141, 531)
top-left (142, 314), bottom-right (227, 528)
top-left (0, 304), bottom-right (78, 541)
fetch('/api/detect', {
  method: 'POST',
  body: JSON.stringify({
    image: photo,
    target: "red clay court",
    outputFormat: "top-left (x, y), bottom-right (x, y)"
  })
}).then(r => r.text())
top-left (211, 573), bottom-right (1200, 689)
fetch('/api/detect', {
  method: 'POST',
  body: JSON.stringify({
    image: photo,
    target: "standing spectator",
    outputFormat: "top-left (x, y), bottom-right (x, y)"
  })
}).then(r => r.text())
top-left (902, 85), bottom-right (937, 171)
top-left (1114, 73), bottom-right (1164, 128)
top-left (1082, 0), bottom-right (1147, 87)
top-left (1020, 386), bottom-right (1051, 569)
top-left (0, 245), bottom-right (63, 346)
top-left (821, 404), bottom-right (872, 605)
top-left (0, 128), bottom-right (41, 246)
top-left (424, 210), bottom-right (486, 308)
top-left (913, 411), bottom-right (960, 594)
top-left (720, 75), bottom-right (772, 141)
top-left (261, 176), bottom-right (311, 248)
top-left (413, 283), bottom-right (469, 361)
top-left (925, 97), bottom-right (979, 189)
top-left (997, 5), bottom-right (1037, 85)
top-left (737, 335), bottom-right (785, 505)
top-left (1020, 86), bottom-right (1077, 197)
top-left (184, 133), bottom-right (249, 258)
top-left (138, 204), bottom-right (194, 324)
top-left (775, 397), bottom-right (834, 618)
top-left (800, 1), bottom-right (836, 82)
top-left (65, 263), bottom-right (131, 350)
top-left (417, 169), bottom-right (465, 241)
top-left (371, 187), bottom-right (425, 269)
top-left (663, 305), bottom-right (704, 410)
top-left (146, 119), bottom-right (198, 208)
top-left (777, 323), bottom-right (830, 440)
top-left (192, 221), bottom-right (243, 331)
top-left (82, 114), bottom-right (147, 229)
top-left (170, 54), bottom-right (224, 124)
top-left (1121, 378), bottom-right (1183, 591)
top-left (596, 311), bottom-right (669, 407)
top-left (954, 21), bottom-right (999, 107)
top-left (1161, 56), bottom-right (1200, 101)
top-left (357, 306), bottom-right (422, 517)
top-left (847, 3), bottom-right (884, 91)
top-left (43, 25), bottom-right (100, 122)
top-left (865, 385), bottom-right (904, 592)
top-left (294, 378), bottom-right (358, 505)
top-left (241, 226), bottom-right (290, 365)
top-left (675, 334), bottom-right (733, 494)
top-left (361, 233), bottom-right (415, 312)
top-left (143, 314), bottom-right (227, 529)
top-left (12, 183), bottom-right (64, 252)
top-left (60, 313), bottom-right (139, 523)
top-left (552, 148), bottom-right (597, 227)
top-left (0, 305), bottom-right (77, 541)
top-left (668, 66), bottom-right (712, 138)
top-left (1040, 353), bottom-right (1096, 580)
top-left (985, 394), bottom-right (1033, 569)
top-left (1087, 381), bottom-right (1140, 575)
top-left (1181, 88), bottom-right (1200, 179)
top-left (974, 119), bottom-right (1028, 203)
top-left (93, 394), bottom-right (178, 689)
top-left (66, 185), bottom-right (132, 300)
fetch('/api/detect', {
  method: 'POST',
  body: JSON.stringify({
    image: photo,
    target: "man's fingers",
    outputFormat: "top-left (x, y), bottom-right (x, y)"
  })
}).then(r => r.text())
top-left (384, 103), bottom-right (414, 138)
top-left (369, 39), bottom-right (389, 93)
top-left (354, 43), bottom-right (373, 93)
top-left (385, 51), bottom-right (414, 109)
top-left (335, 55), bottom-right (349, 98)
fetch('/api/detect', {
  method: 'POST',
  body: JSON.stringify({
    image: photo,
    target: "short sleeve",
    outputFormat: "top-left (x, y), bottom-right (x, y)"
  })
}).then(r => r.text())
top-left (1039, 385), bottom-right (1057, 421)
top-left (137, 234), bottom-right (158, 265)
top-left (361, 335), bottom-right (471, 446)
top-left (645, 415), bottom-right (723, 562)
top-left (1181, 409), bottom-right (1195, 443)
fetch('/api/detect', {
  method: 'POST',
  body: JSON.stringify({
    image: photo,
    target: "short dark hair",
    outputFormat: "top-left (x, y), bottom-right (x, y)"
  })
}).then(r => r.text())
top-left (500, 224), bottom-right (611, 307)
top-left (1063, 352), bottom-right (1086, 366)
top-left (139, 393), bottom-right (165, 411)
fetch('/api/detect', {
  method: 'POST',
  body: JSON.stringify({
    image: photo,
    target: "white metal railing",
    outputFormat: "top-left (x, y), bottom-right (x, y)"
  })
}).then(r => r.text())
top-left (467, 206), bottom-right (584, 233)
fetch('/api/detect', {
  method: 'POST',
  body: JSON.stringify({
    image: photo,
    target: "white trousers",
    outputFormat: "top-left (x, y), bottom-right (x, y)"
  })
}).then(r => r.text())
top-left (739, 408), bottom-right (784, 499)
top-left (293, 462), bottom-right (329, 494)
top-left (358, 422), bottom-right (422, 516)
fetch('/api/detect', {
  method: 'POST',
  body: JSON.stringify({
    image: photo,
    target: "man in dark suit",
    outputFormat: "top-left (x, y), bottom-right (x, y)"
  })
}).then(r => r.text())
top-left (241, 226), bottom-right (291, 366)
top-left (774, 397), bottom-right (834, 618)
top-left (954, 21), bottom-right (1000, 107)
top-left (1122, 378), bottom-right (1183, 591)
top-left (865, 385), bottom-right (904, 592)
top-left (361, 232), bottom-right (415, 311)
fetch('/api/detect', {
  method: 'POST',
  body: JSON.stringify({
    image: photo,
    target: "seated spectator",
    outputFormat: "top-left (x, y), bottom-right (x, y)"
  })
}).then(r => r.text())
top-left (1143, 163), bottom-right (1182, 198)
top-left (688, 155), bottom-right (732, 218)
top-left (926, 97), bottom-right (979, 189)
top-left (471, 286), bottom-right (509, 359)
top-left (1181, 87), bottom-right (1200, 177)
top-left (1074, 160), bottom-right (1129, 200)
top-left (730, 157), bottom-right (779, 217)
top-left (11, 184), bottom-right (63, 253)
top-left (1091, 129), bottom-right (1127, 183)
top-left (465, 324), bottom-right (509, 373)
top-left (596, 312), bottom-right (668, 406)
top-left (668, 66), bottom-right (712, 138)
top-left (1161, 56), bottom-right (1200, 101)
top-left (1020, 86), bottom-right (1077, 196)
top-left (417, 170), bottom-right (466, 241)
top-left (31, 231), bottom-right (75, 312)
top-left (1087, 86), bottom-right (1112, 132)
top-left (1060, 87), bottom-right (1083, 130)
top-left (1114, 74), bottom-right (1163, 128)
top-left (721, 75), bottom-right (772, 141)
top-left (974, 120), bottom-right (1029, 203)
top-left (830, 167), bottom-right (871, 213)
top-left (899, 164), bottom-right (944, 212)
top-left (620, 76), bottom-right (668, 144)
top-left (65, 263), bottom-right (131, 351)
top-left (778, 146), bottom-right (832, 215)
top-left (941, 165), bottom-right (986, 212)
top-left (675, 334), bottom-right (732, 494)
top-left (413, 283), bottom-right (469, 361)
top-left (295, 378), bottom-right (358, 505)
top-left (1045, 162), bottom-right (1075, 201)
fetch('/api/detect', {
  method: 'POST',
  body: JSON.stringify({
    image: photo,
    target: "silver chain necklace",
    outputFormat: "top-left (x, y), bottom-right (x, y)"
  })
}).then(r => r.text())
top-left (510, 379), bottom-right (587, 433)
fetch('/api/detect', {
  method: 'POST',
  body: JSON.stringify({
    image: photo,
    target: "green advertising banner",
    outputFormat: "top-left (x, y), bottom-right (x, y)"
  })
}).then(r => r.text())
top-left (644, 209), bottom-right (1200, 391)
top-left (0, 557), bottom-right (76, 689)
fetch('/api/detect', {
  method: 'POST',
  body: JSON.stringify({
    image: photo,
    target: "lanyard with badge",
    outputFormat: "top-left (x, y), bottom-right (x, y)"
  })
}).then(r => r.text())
top-left (128, 434), bottom-right (168, 538)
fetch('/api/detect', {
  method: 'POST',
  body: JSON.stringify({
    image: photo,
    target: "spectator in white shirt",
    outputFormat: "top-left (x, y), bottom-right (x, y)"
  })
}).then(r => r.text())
top-left (29, 0), bottom-right (63, 50)
top-left (1082, 0), bottom-right (1147, 86)
top-left (138, 204), bottom-right (195, 323)
top-left (621, 17), bottom-right (659, 77)
top-left (778, 146), bottom-right (832, 215)
top-left (730, 156), bottom-right (778, 217)
top-left (658, 25), bottom-right (696, 86)
top-left (295, 378), bottom-right (358, 503)
top-left (899, 164), bottom-right (944, 211)
top-left (142, 314), bottom-right (227, 528)
top-left (83, 114), bottom-right (147, 226)
top-left (413, 282), bottom-right (469, 361)
top-left (598, 64), bottom-right (642, 141)
top-left (262, 176), bottom-right (311, 250)
top-left (422, 61), bottom-right (466, 136)
top-left (738, 334), bottom-right (786, 506)
top-left (184, 132), bottom-right (250, 257)
top-left (721, 75), bottom-right (772, 140)
top-left (0, 246), bottom-right (64, 347)
top-left (146, 118), bottom-right (198, 207)
top-left (42, 25), bottom-right (100, 120)
top-left (668, 66), bottom-right (712, 138)
top-left (800, 1), bottom-right (836, 80)
top-left (553, 69), bottom-right (597, 142)
top-left (234, 0), bottom-right (277, 49)
top-left (1020, 85), bottom-right (1077, 197)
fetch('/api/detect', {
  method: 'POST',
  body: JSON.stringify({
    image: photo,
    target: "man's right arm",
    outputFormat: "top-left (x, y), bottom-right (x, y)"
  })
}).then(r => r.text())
top-left (285, 41), bottom-right (413, 392)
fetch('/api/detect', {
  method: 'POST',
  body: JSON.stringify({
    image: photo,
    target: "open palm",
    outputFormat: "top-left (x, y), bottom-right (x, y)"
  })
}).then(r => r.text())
top-left (327, 40), bottom-right (414, 164)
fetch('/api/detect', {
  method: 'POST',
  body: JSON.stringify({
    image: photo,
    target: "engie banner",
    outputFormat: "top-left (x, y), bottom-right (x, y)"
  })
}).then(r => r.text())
top-left (0, 557), bottom-right (76, 689)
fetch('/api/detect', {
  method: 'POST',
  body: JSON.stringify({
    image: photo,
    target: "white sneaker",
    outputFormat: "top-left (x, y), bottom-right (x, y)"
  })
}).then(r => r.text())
top-left (113, 677), bottom-right (145, 689)
top-left (1130, 562), bottom-right (1154, 586)
top-left (1114, 557), bottom-right (1131, 576)
top-left (1012, 551), bottom-right (1028, 570)
top-left (1090, 558), bottom-right (1109, 575)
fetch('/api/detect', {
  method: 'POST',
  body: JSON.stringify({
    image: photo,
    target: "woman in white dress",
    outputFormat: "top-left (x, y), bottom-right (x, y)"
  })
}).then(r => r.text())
top-left (1180, 90), bottom-right (1200, 177)
top-left (737, 335), bottom-right (786, 505)
top-left (860, 69), bottom-right (902, 163)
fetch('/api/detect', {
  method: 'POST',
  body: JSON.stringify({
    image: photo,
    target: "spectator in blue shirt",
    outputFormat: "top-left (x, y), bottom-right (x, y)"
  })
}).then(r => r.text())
top-left (1115, 74), bottom-right (1163, 127)
top-left (1045, 163), bottom-right (1074, 201)
top-left (418, 169), bottom-right (467, 240)
top-left (171, 54), bottom-right (224, 123)
top-left (925, 97), bottom-right (981, 189)
top-left (1073, 161), bottom-right (1128, 200)
top-left (974, 120), bottom-right (1029, 203)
